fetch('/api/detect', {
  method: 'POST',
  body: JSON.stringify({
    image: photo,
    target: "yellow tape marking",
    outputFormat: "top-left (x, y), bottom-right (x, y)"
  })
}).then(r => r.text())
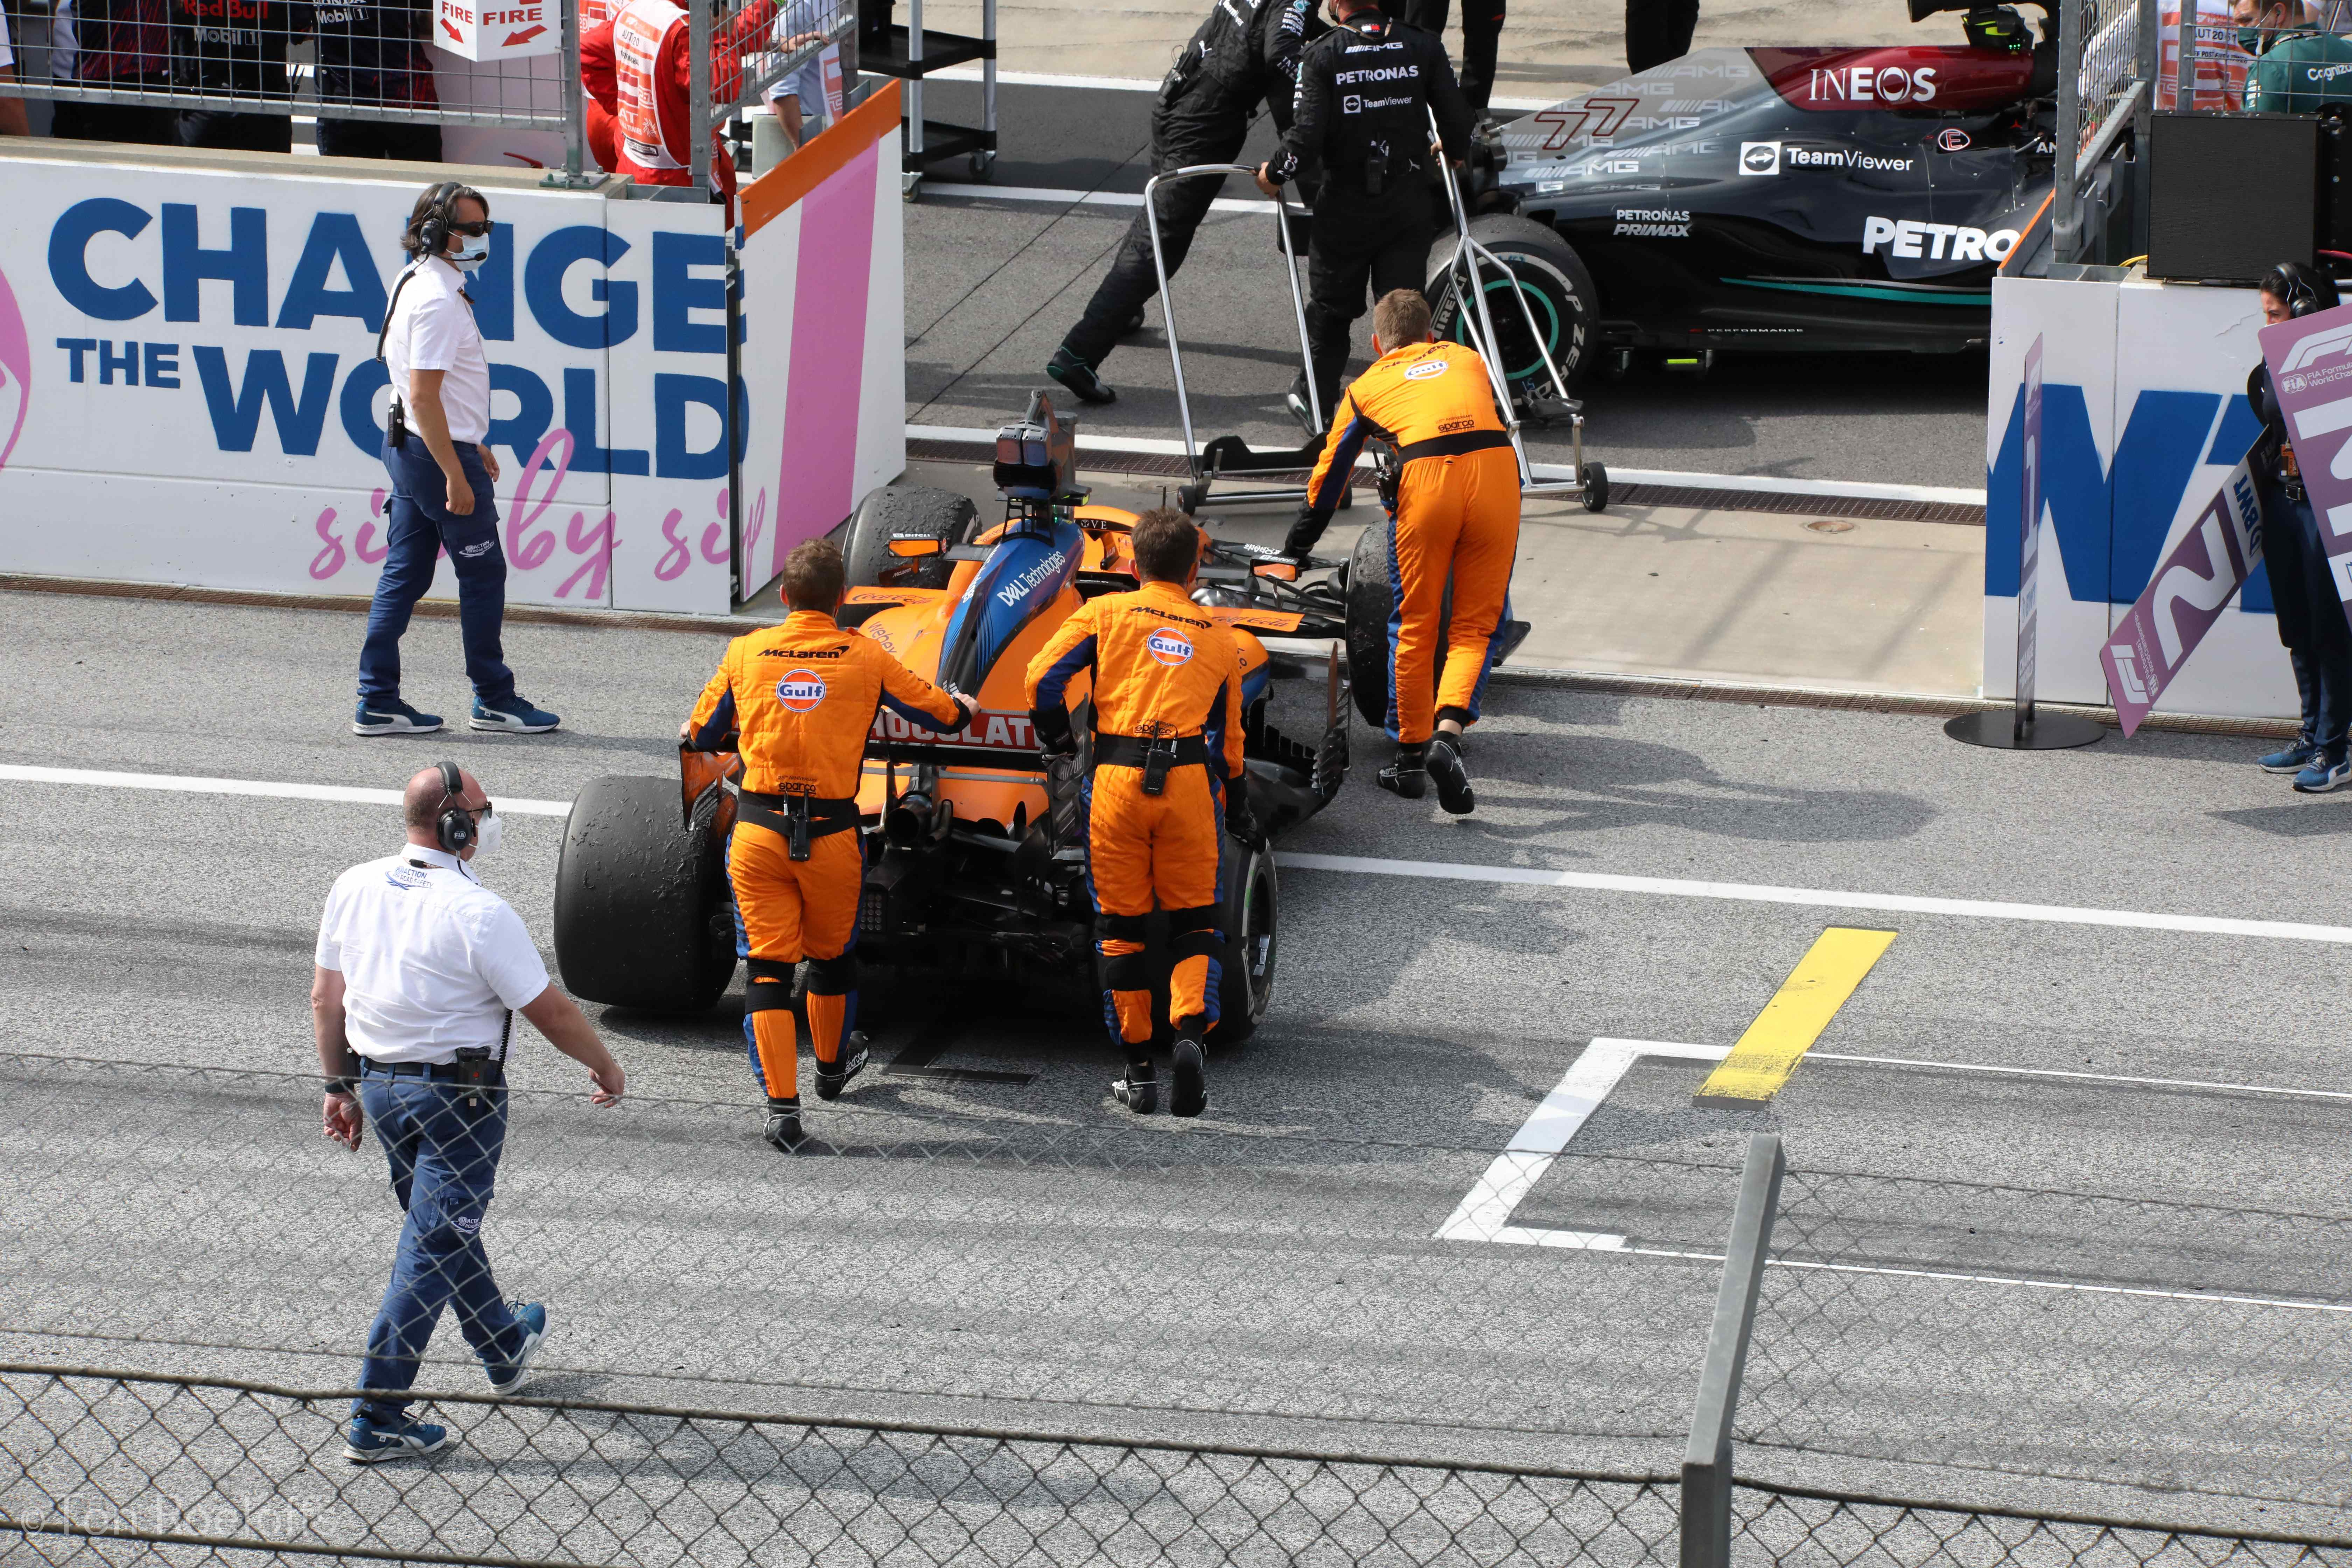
top-left (1694, 927), bottom-right (1896, 1107)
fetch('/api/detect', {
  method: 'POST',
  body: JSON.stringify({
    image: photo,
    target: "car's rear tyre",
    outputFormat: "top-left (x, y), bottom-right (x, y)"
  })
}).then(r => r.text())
top-left (1206, 841), bottom-right (1278, 1048)
top-left (842, 484), bottom-right (979, 591)
top-left (1425, 216), bottom-right (1599, 393)
top-left (554, 776), bottom-right (736, 1012)
top-left (1345, 518), bottom-right (1455, 730)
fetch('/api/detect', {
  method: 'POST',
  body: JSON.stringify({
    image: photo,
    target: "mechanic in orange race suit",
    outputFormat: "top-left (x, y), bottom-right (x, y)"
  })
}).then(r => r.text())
top-left (1282, 288), bottom-right (1517, 817)
top-left (1025, 509), bottom-right (1265, 1120)
top-left (681, 539), bottom-right (979, 1152)
top-left (582, 0), bottom-right (779, 218)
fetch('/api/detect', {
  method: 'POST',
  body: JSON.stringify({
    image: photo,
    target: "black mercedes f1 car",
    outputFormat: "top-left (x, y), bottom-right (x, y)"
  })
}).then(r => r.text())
top-left (1434, 0), bottom-right (2060, 389)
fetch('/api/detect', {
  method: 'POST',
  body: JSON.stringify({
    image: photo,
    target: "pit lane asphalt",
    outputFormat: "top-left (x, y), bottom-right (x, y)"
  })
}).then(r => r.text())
top-left (901, 80), bottom-right (1992, 489)
top-left (2, 585), bottom-right (2347, 1533)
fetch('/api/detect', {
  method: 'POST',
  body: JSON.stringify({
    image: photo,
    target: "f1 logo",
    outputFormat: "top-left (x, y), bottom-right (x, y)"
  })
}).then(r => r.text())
top-left (2107, 644), bottom-right (2148, 704)
top-left (1738, 140), bottom-right (1780, 176)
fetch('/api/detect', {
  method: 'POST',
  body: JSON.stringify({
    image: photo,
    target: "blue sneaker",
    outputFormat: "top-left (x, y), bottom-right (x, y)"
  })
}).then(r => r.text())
top-left (2260, 738), bottom-right (2323, 775)
top-left (486, 1301), bottom-right (547, 1394)
top-left (343, 1413), bottom-right (454, 1463)
top-left (2294, 755), bottom-right (2352, 793)
top-left (470, 695), bottom-right (560, 734)
top-left (352, 698), bottom-right (444, 736)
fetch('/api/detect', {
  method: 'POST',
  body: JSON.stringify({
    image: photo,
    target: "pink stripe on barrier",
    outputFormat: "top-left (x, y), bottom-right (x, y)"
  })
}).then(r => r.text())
top-left (772, 140), bottom-right (881, 581)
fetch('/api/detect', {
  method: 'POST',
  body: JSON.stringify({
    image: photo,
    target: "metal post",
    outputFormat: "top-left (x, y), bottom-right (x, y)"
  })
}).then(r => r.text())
top-left (690, 0), bottom-right (713, 200)
top-left (1680, 1133), bottom-right (1786, 1568)
top-left (2133, 0), bottom-right (2157, 255)
top-left (2174, 0), bottom-right (2196, 109)
top-left (982, 0), bottom-right (996, 148)
top-left (2053, 0), bottom-right (2084, 263)
top-left (908, 0), bottom-right (925, 169)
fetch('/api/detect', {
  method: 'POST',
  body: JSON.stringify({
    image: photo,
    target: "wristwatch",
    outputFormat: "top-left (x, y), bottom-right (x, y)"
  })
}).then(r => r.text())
top-left (324, 1076), bottom-right (359, 1097)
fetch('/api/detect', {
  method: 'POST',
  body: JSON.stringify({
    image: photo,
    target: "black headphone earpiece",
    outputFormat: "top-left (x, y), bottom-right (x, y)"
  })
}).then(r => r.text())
top-left (434, 759), bottom-right (475, 855)
top-left (418, 181), bottom-right (460, 260)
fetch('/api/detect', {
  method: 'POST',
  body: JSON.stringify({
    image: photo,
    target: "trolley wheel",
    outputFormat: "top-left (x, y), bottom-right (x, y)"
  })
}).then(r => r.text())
top-left (1581, 461), bottom-right (1609, 513)
top-left (843, 483), bottom-right (979, 590)
top-left (967, 150), bottom-right (995, 180)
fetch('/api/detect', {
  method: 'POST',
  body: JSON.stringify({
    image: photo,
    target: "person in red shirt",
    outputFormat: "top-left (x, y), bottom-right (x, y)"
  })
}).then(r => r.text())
top-left (580, 0), bottom-right (619, 170)
top-left (582, 0), bottom-right (778, 212)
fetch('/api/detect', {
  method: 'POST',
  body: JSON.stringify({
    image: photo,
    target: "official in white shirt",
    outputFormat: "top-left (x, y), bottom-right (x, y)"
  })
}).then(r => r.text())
top-left (313, 762), bottom-right (625, 1463)
top-left (355, 182), bottom-right (561, 741)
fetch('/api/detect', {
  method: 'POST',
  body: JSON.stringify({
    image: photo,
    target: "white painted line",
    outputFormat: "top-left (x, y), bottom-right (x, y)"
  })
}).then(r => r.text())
top-left (0, 765), bottom-right (573, 818)
top-left (1435, 1038), bottom-right (1724, 1247)
top-left (1276, 851), bottom-right (2352, 946)
top-left (1811, 1050), bottom-right (2352, 1103)
top-left (917, 181), bottom-right (1278, 214)
top-left (909, 424), bottom-right (1988, 507)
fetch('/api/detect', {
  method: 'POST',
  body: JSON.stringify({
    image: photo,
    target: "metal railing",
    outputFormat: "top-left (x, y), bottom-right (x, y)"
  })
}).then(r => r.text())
top-left (2054, 0), bottom-right (2159, 264)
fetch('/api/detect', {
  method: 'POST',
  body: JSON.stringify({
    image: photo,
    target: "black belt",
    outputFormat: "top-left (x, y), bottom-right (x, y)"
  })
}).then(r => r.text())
top-left (1397, 430), bottom-right (1514, 464)
top-left (1095, 734), bottom-right (1210, 768)
top-left (360, 1058), bottom-right (498, 1083)
top-left (737, 790), bottom-right (860, 861)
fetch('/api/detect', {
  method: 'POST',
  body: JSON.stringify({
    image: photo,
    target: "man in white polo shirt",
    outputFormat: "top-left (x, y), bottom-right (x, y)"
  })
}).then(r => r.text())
top-left (356, 182), bottom-right (561, 740)
top-left (313, 762), bottom-right (625, 1463)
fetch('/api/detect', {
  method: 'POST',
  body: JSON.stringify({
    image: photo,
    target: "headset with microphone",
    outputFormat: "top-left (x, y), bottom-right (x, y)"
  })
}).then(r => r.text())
top-left (433, 760), bottom-right (476, 855)
top-left (2272, 261), bottom-right (2339, 318)
top-left (414, 180), bottom-right (463, 261)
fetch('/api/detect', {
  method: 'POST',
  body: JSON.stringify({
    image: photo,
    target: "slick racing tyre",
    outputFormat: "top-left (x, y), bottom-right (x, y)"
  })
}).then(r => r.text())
top-left (1207, 839), bottom-right (1279, 1048)
top-left (843, 484), bottom-right (979, 592)
top-left (554, 775), bottom-right (736, 1012)
top-left (1345, 518), bottom-right (1454, 730)
top-left (1425, 216), bottom-right (1599, 393)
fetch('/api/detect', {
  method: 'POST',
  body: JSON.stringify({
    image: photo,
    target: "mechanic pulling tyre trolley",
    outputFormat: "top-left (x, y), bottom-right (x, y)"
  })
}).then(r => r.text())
top-left (1026, 509), bottom-right (1267, 1120)
top-left (680, 540), bottom-right (981, 1153)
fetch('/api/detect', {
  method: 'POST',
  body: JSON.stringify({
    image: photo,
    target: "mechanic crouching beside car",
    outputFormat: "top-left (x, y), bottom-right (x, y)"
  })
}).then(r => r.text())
top-left (1026, 509), bottom-right (1265, 1120)
top-left (681, 539), bottom-right (979, 1152)
top-left (2248, 262), bottom-right (2352, 792)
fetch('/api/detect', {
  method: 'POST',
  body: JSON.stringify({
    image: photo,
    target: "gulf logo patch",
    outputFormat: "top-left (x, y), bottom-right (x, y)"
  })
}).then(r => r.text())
top-left (776, 670), bottom-right (827, 711)
top-left (1146, 628), bottom-right (1194, 666)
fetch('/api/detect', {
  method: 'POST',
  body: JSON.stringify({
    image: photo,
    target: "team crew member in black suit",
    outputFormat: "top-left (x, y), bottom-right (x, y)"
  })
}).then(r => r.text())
top-left (1624, 0), bottom-right (1697, 73)
top-left (169, 0), bottom-right (308, 150)
top-left (1399, 0), bottom-right (1503, 114)
top-left (314, 0), bottom-right (441, 160)
top-left (49, 0), bottom-right (180, 144)
top-left (1255, 0), bottom-right (1473, 430)
top-left (1046, 0), bottom-right (1330, 406)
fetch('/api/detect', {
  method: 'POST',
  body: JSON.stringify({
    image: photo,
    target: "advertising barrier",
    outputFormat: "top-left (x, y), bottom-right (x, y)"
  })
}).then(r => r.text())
top-left (1987, 273), bottom-right (2295, 721)
top-left (0, 87), bottom-right (904, 617)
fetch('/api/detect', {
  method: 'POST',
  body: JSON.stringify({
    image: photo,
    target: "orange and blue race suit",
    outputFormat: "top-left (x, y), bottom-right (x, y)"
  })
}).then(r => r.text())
top-left (686, 609), bottom-right (964, 1101)
top-left (1026, 579), bottom-right (1245, 1054)
top-left (1296, 339), bottom-right (1521, 745)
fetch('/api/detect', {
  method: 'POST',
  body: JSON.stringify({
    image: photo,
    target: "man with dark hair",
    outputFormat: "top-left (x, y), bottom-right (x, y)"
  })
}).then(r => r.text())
top-left (48, 0), bottom-right (179, 144)
top-left (1044, 0), bottom-right (1329, 406)
top-left (1026, 509), bottom-right (1262, 1119)
top-left (313, 0), bottom-right (440, 160)
top-left (681, 538), bottom-right (978, 1152)
top-left (1257, 0), bottom-right (1474, 433)
top-left (1286, 288), bottom-right (1516, 813)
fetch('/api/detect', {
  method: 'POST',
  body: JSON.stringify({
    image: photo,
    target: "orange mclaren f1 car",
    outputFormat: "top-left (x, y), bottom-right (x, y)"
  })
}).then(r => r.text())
top-left (550, 396), bottom-right (1363, 1043)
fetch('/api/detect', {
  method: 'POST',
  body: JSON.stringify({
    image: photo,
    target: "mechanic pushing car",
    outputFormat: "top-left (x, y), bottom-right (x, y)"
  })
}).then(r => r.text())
top-left (1256, 0), bottom-right (1475, 434)
top-left (1026, 509), bottom-right (1265, 1120)
top-left (680, 539), bottom-right (980, 1152)
top-left (1045, 0), bottom-right (1330, 407)
top-left (1287, 290), bottom-right (1513, 814)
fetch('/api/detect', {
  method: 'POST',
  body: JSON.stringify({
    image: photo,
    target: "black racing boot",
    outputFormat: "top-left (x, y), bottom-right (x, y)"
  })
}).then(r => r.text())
top-left (1284, 371), bottom-right (1322, 439)
top-left (763, 1096), bottom-right (806, 1152)
top-left (1170, 1036), bottom-right (1208, 1119)
top-left (813, 1032), bottom-right (870, 1102)
top-left (1377, 742), bottom-right (1428, 799)
top-left (1048, 345), bottom-right (1117, 406)
top-left (1427, 732), bottom-right (1476, 816)
top-left (1113, 1060), bottom-right (1158, 1115)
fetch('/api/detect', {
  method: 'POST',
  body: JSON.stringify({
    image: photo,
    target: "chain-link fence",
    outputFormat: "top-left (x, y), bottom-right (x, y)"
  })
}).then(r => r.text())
top-left (2054, 0), bottom-right (2156, 263)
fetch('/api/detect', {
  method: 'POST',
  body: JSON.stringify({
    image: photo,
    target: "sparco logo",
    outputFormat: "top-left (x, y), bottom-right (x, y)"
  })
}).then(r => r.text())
top-left (1808, 64), bottom-right (1939, 104)
top-left (994, 549), bottom-right (1069, 608)
top-left (1738, 140), bottom-right (1780, 175)
top-left (1862, 214), bottom-right (2017, 261)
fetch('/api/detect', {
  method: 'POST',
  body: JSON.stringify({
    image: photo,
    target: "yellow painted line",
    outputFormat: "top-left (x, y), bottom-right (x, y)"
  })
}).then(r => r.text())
top-left (1694, 928), bottom-right (1896, 1108)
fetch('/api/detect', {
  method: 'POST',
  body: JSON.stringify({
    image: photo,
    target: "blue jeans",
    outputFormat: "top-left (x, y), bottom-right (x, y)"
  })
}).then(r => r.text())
top-left (352, 1070), bottom-right (523, 1424)
top-left (2257, 474), bottom-right (2352, 760)
top-left (358, 439), bottom-right (515, 706)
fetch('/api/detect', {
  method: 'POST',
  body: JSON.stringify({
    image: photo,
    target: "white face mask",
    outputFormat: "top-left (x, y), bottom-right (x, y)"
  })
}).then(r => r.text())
top-left (470, 810), bottom-right (503, 859)
top-left (451, 231), bottom-right (491, 271)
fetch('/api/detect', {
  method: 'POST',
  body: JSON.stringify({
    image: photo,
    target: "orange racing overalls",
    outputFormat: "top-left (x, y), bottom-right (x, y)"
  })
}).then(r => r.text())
top-left (1026, 580), bottom-right (1245, 1055)
top-left (686, 610), bottom-right (965, 1105)
top-left (1292, 339), bottom-right (1521, 744)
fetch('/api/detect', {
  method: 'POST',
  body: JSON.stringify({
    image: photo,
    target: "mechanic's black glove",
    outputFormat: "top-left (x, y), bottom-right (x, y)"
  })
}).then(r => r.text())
top-left (1226, 792), bottom-right (1267, 851)
top-left (1281, 504), bottom-right (1326, 562)
top-left (1030, 704), bottom-right (1077, 757)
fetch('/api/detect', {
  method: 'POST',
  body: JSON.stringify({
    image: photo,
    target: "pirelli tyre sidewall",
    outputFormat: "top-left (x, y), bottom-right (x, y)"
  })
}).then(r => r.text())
top-left (1345, 517), bottom-right (1454, 730)
top-left (1424, 215), bottom-right (1598, 393)
top-left (1207, 836), bottom-right (1278, 1048)
top-left (553, 775), bottom-right (736, 1012)
top-left (842, 484), bottom-right (980, 592)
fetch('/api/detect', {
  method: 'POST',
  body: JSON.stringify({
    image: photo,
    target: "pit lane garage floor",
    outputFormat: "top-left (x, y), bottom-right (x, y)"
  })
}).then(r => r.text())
top-left (4, 580), bottom-right (2349, 1535)
top-left (900, 79), bottom-right (1993, 491)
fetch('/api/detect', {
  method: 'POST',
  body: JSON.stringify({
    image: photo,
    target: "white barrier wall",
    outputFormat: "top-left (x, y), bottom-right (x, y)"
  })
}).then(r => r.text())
top-left (0, 100), bottom-right (906, 616)
top-left (1986, 274), bottom-right (2296, 720)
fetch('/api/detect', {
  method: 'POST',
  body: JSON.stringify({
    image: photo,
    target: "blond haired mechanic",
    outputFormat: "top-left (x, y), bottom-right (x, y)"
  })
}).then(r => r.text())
top-left (682, 539), bottom-right (977, 1151)
top-left (1283, 288), bottom-right (1517, 816)
top-left (1026, 509), bottom-right (1263, 1119)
